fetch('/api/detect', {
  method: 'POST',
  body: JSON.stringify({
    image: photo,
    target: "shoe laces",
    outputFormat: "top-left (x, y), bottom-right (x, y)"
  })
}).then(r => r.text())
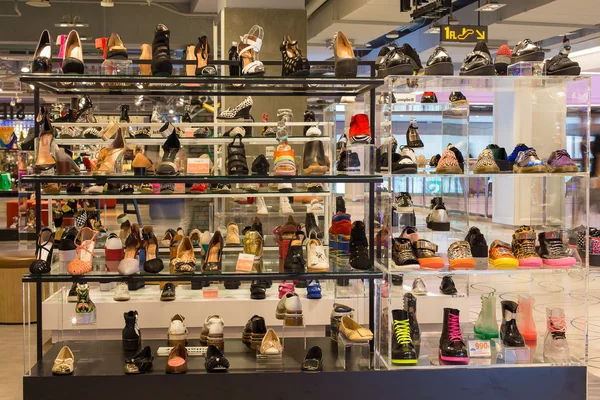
top-left (448, 313), bottom-right (463, 343)
top-left (547, 316), bottom-right (567, 338)
top-left (393, 319), bottom-right (412, 345)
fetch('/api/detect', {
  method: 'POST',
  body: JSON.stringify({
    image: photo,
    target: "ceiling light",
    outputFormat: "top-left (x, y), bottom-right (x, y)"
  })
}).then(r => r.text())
top-left (29, 85), bottom-right (34, 90)
top-left (10, 99), bottom-right (15, 107)
top-left (21, 66), bottom-right (30, 73)
top-left (136, 84), bottom-right (144, 89)
top-left (385, 31), bottom-right (400, 39)
top-left (425, 19), bottom-right (441, 34)
top-left (475, 0), bottom-right (507, 12)
top-left (448, 14), bottom-right (460, 26)
top-left (364, 43), bottom-right (371, 47)
top-left (55, 15), bottom-right (89, 28)
top-left (100, 0), bottom-right (114, 7)
top-left (26, 0), bottom-right (51, 7)
top-left (169, 109), bottom-right (174, 114)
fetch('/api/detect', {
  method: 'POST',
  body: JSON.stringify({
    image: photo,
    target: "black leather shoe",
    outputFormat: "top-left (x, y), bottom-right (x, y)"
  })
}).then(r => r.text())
top-left (460, 41), bottom-right (495, 76)
top-left (440, 275), bottom-right (457, 295)
top-left (511, 39), bottom-right (544, 63)
top-left (250, 281), bottom-right (267, 299)
top-left (377, 45), bottom-right (413, 77)
top-left (421, 92), bottom-right (438, 103)
top-left (30, 228), bottom-right (55, 274)
top-left (251, 154), bottom-right (269, 175)
top-left (32, 30), bottom-right (52, 73)
top-left (465, 227), bottom-right (488, 257)
top-left (205, 344), bottom-right (229, 372)
top-left (122, 311), bottom-right (141, 351)
top-left (545, 52), bottom-right (581, 76)
top-left (125, 346), bottom-right (153, 374)
top-left (425, 46), bottom-right (453, 76)
top-left (391, 309), bottom-right (418, 365)
top-left (406, 120), bottom-right (424, 148)
top-left (301, 346), bottom-right (323, 372)
top-left (500, 301), bottom-right (525, 347)
top-left (151, 24), bottom-right (172, 76)
top-left (227, 134), bottom-right (249, 176)
top-left (243, 315), bottom-right (267, 349)
top-left (400, 43), bottom-right (423, 72)
top-left (349, 221), bottom-right (370, 270)
top-left (161, 283), bottom-right (176, 301)
top-left (305, 212), bottom-right (322, 239)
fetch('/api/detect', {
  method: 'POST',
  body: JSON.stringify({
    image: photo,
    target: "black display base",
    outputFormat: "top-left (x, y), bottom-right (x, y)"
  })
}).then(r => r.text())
top-left (24, 338), bottom-right (586, 400)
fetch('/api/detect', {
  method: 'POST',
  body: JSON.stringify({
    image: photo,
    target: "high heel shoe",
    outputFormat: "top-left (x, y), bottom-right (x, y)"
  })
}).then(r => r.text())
top-left (143, 228), bottom-right (164, 273)
top-left (185, 45), bottom-right (195, 76)
top-left (94, 128), bottom-right (125, 175)
top-left (132, 152), bottom-right (154, 176)
top-left (125, 346), bottom-right (153, 374)
top-left (62, 30), bottom-right (84, 74)
top-left (106, 33), bottom-right (128, 60)
top-left (203, 230), bottom-right (224, 273)
top-left (118, 213), bottom-right (131, 244)
top-left (29, 228), bottom-right (55, 274)
top-left (120, 104), bottom-right (130, 123)
top-left (118, 224), bottom-right (141, 275)
top-left (34, 107), bottom-right (56, 172)
top-left (56, 147), bottom-right (81, 175)
top-left (171, 236), bottom-right (196, 273)
top-left (32, 30), bottom-right (52, 73)
top-left (195, 36), bottom-right (217, 76)
top-left (238, 25), bottom-right (265, 76)
top-left (140, 44), bottom-right (152, 75)
top-left (151, 24), bottom-right (172, 77)
top-left (155, 129), bottom-right (180, 175)
top-left (333, 31), bottom-right (357, 77)
top-left (218, 96), bottom-right (253, 120)
top-left (67, 227), bottom-right (98, 275)
top-left (280, 35), bottom-right (310, 77)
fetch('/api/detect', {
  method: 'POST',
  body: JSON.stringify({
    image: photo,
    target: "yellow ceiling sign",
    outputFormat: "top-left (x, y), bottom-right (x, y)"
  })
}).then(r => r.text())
top-left (441, 25), bottom-right (488, 43)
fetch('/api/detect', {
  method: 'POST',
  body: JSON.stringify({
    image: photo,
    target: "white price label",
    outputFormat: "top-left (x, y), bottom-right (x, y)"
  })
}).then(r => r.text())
top-left (468, 340), bottom-right (492, 358)
top-left (265, 146), bottom-right (275, 158)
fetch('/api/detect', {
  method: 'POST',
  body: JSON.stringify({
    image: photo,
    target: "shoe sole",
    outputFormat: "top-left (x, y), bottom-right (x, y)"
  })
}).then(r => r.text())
top-left (168, 333), bottom-right (188, 347)
top-left (439, 349), bottom-right (469, 364)
top-left (250, 333), bottom-right (265, 349)
top-left (334, 58), bottom-right (358, 77)
top-left (473, 329), bottom-right (499, 340)
top-left (426, 221), bottom-right (450, 231)
top-left (541, 257), bottom-right (576, 268)
top-left (424, 62), bottom-right (454, 76)
top-left (207, 334), bottom-right (224, 350)
top-left (284, 311), bottom-right (304, 326)
top-left (436, 165), bottom-right (463, 174)
top-left (513, 164), bottom-right (548, 173)
top-left (378, 63), bottom-right (414, 77)
top-left (474, 164), bottom-right (500, 174)
top-left (449, 258), bottom-right (475, 270)
top-left (511, 52), bottom-right (545, 63)
top-left (392, 261), bottom-right (419, 270)
top-left (459, 65), bottom-right (496, 76)
top-left (418, 257), bottom-right (445, 269)
top-left (489, 258), bottom-right (519, 269)
top-left (303, 165), bottom-right (329, 175)
top-left (546, 65), bottom-right (581, 76)
top-left (517, 257), bottom-right (543, 268)
top-left (391, 359), bottom-right (418, 365)
top-left (549, 165), bottom-right (579, 173)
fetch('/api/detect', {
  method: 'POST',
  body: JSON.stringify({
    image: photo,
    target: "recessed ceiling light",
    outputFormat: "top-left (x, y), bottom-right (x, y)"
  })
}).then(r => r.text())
top-left (385, 32), bottom-right (400, 39)
top-left (21, 66), bottom-right (30, 73)
top-left (26, 0), bottom-right (51, 7)
top-left (475, 0), bottom-right (506, 12)
top-left (100, 0), bottom-right (114, 7)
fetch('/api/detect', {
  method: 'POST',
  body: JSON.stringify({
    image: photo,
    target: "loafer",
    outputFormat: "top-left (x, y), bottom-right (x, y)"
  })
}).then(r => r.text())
top-left (205, 344), bottom-right (229, 372)
top-left (301, 346), bottom-right (323, 372)
top-left (339, 315), bottom-right (373, 342)
top-left (166, 343), bottom-right (188, 374)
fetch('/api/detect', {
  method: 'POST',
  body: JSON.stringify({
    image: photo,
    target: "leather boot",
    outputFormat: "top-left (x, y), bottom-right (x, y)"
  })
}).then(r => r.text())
top-left (284, 237), bottom-right (305, 273)
top-left (391, 309), bottom-right (418, 365)
top-left (151, 24), bottom-right (172, 76)
top-left (500, 300), bottom-right (525, 347)
top-left (438, 308), bottom-right (469, 364)
top-left (122, 310), bottom-right (141, 351)
top-left (305, 212), bottom-right (322, 239)
top-left (403, 293), bottom-right (421, 356)
top-left (303, 140), bottom-right (329, 175)
top-left (349, 221), bottom-right (370, 270)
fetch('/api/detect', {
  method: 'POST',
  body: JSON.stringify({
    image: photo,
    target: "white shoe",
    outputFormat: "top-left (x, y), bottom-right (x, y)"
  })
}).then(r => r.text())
top-left (279, 197), bottom-right (294, 216)
top-left (309, 199), bottom-right (324, 215)
top-left (256, 197), bottom-right (268, 216)
top-left (151, 108), bottom-right (163, 123)
top-left (87, 184), bottom-right (104, 194)
top-left (341, 96), bottom-right (356, 103)
top-left (168, 314), bottom-right (188, 345)
top-left (113, 282), bottom-right (130, 301)
top-left (200, 315), bottom-right (224, 347)
top-left (240, 183), bottom-right (259, 192)
top-left (284, 293), bottom-right (303, 325)
top-left (306, 126), bottom-right (322, 137)
top-left (268, 183), bottom-right (278, 191)
top-left (307, 234), bottom-right (329, 272)
top-left (278, 183), bottom-right (293, 192)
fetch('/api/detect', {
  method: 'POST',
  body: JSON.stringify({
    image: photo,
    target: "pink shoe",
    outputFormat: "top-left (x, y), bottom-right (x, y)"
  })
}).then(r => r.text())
top-left (278, 281), bottom-right (294, 299)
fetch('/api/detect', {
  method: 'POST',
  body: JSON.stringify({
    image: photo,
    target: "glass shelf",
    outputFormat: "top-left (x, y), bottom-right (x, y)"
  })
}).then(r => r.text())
top-left (386, 171), bottom-right (589, 179)
top-left (51, 122), bottom-right (334, 128)
top-left (52, 136), bottom-right (331, 146)
top-left (41, 190), bottom-right (331, 199)
top-left (22, 173), bottom-right (383, 185)
top-left (21, 74), bottom-right (383, 96)
top-left (384, 75), bottom-right (591, 93)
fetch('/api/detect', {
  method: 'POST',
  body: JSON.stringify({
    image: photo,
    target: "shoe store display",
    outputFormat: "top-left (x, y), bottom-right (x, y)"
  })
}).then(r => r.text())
top-left (391, 310), bottom-right (418, 365)
top-left (439, 275), bottom-right (457, 295)
top-left (412, 276), bottom-right (427, 295)
top-left (488, 240), bottom-right (519, 269)
top-left (438, 308), bottom-right (469, 365)
top-left (425, 45), bottom-right (453, 76)
top-left (500, 301), bottom-right (525, 347)
top-left (543, 308), bottom-right (570, 362)
top-left (538, 231), bottom-right (576, 268)
top-left (474, 292), bottom-right (499, 340)
top-left (122, 310), bottom-right (141, 351)
top-left (511, 226), bottom-right (543, 268)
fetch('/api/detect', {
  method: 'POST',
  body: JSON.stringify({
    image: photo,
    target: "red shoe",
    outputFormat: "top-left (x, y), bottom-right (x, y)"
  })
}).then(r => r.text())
top-left (190, 183), bottom-right (208, 193)
top-left (348, 114), bottom-right (371, 145)
top-left (494, 45), bottom-right (512, 75)
top-left (95, 37), bottom-right (108, 59)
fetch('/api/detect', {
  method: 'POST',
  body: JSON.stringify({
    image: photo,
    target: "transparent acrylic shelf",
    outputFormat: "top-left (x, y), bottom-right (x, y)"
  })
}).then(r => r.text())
top-left (53, 135), bottom-right (331, 146)
top-left (387, 172), bottom-right (589, 179)
top-left (41, 190), bottom-right (332, 200)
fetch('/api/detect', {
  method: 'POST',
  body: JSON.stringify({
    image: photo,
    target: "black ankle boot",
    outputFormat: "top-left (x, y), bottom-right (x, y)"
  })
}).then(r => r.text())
top-left (403, 293), bottom-right (421, 356)
top-left (122, 310), bottom-right (141, 351)
top-left (120, 104), bottom-right (130, 123)
top-left (284, 238), bottom-right (306, 273)
top-left (439, 308), bottom-right (469, 364)
top-left (500, 301), bottom-right (525, 347)
top-left (391, 309), bottom-right (418, 365)
top-left (336, 196), bottom-right (346, 213)
top-left (151, 24), bottom-right (172, 76)
top-left (305, 212), bottom-right (322, 239)
top-left (349, 221), bottom-right (370, 270)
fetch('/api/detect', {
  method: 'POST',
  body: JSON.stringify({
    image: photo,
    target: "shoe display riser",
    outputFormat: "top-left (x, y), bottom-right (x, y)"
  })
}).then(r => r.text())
top-left (42, 283), bottom-right (367, 331)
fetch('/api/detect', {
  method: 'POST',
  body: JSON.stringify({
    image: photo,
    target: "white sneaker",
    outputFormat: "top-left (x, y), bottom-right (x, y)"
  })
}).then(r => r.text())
top-left (279, 197), bottom-right (294, 216)
top-left (341, 96), bottom-right (356, 103)
top-left (307, 235), bottom-right (329, 272)
top-left (113, 282), bottom-right (130, 301)
top-left (200, 315), bottom-right (224, 347)
top-left (168, 314), bottom-right (188, 345)
top-left (284, 293), bottom-right (303, 325)
top-left (306, 126), bottom-right (322, 137)
top-left (278, 183), bottom-right (293, 192)
top-left (256, 197), bottom-right (268, 216)
top-left (240, 183), bottom-right (259, 192)
top-left (309, 199), bottom-right (324, 215)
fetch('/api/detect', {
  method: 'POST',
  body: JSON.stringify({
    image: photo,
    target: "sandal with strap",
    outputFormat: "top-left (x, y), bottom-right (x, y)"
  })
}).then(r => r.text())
top-left (226, 134), bottom-right (249, 176)
top-left (67, 227), bottom-right (98, 275)
top-left (195, 36), bottom-right (217, 76)
top-left (238, 25), bottom-right (265, 76)
top-left (280, 35), bottom-right (310, 77)
top-left (30, 228), bottom-right (55, 274)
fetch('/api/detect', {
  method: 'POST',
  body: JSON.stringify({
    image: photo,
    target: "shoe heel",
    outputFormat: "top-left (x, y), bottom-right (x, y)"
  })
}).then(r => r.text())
top-left (250, 333), bottom-right (265, 349)
top-left (122, 338), bottom-right (140, 351)
top-left (207, 334), bottom-right (224, 350)
top-left (284, 313), bottom-right (304, 326)
top-left (334, 58), bottom-right (358, 77)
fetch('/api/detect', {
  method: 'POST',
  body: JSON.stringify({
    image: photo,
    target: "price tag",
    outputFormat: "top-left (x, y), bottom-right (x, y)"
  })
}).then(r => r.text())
top-left (265, 146), bottom-right (275, 158)
top-left (184, 129), bottom-right (195, 138)
top-left (235, 253), bottom-right (255, 272)
top-left (187, 157), bottom-right (211, 175)
top-left (468, 340), bottom-right (492, 358)
top-left (174, 183), bottom-right (185, 192)
top-left (202, 288), bottom-right (219, 299)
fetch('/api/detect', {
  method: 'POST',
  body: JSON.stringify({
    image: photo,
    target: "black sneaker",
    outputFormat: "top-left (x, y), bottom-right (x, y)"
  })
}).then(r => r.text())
top-left (440, 275), bottom-right (457, 295)
top-left (250, 281), bottom-right (267, 300)
top-left (460, 41), bottom-right (495, 76)
top-left (545, 53), bottom-right (581, 76)
top-left (420, 92), bottom-right (438, 103)
top-left (406, 119), bottom-right (424, 148)
top-left (392, 237), bottom-right (419, 269)
top-left (511, 38), bottom-right (544, 63)
top-left (424, 45), bottom-right (453, 76)
top-left (400, 43), bottom-right (423, 72)
top-left (251, 154), bottom-right (270, 175)
top-left (349, 221), bottom-right (370, 270)
top-left (465, 227), bottom-right (488, 257)
top-left (393, 192), bottom-right (413, 213)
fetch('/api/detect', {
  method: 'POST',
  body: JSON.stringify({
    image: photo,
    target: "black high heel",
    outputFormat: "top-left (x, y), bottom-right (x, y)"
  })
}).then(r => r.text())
top-left (30, 228), bottom-right (55, 274)
top-left (155, 130), bottom-right (180, 175)
top-left (31, 30), bottom-right (52, 73)
top-left (203, 231), bottom-right (224, 273)
top-left (151, 24), bottom-right (172, 77)
top-left (194, 36), bottom-right (217, 76)
top-left (120, 104), bottom-right (130, 123)
top-left (280, 35), bottom-right (310, 77)
top-left (125, 346), bottom-right (153, 374)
